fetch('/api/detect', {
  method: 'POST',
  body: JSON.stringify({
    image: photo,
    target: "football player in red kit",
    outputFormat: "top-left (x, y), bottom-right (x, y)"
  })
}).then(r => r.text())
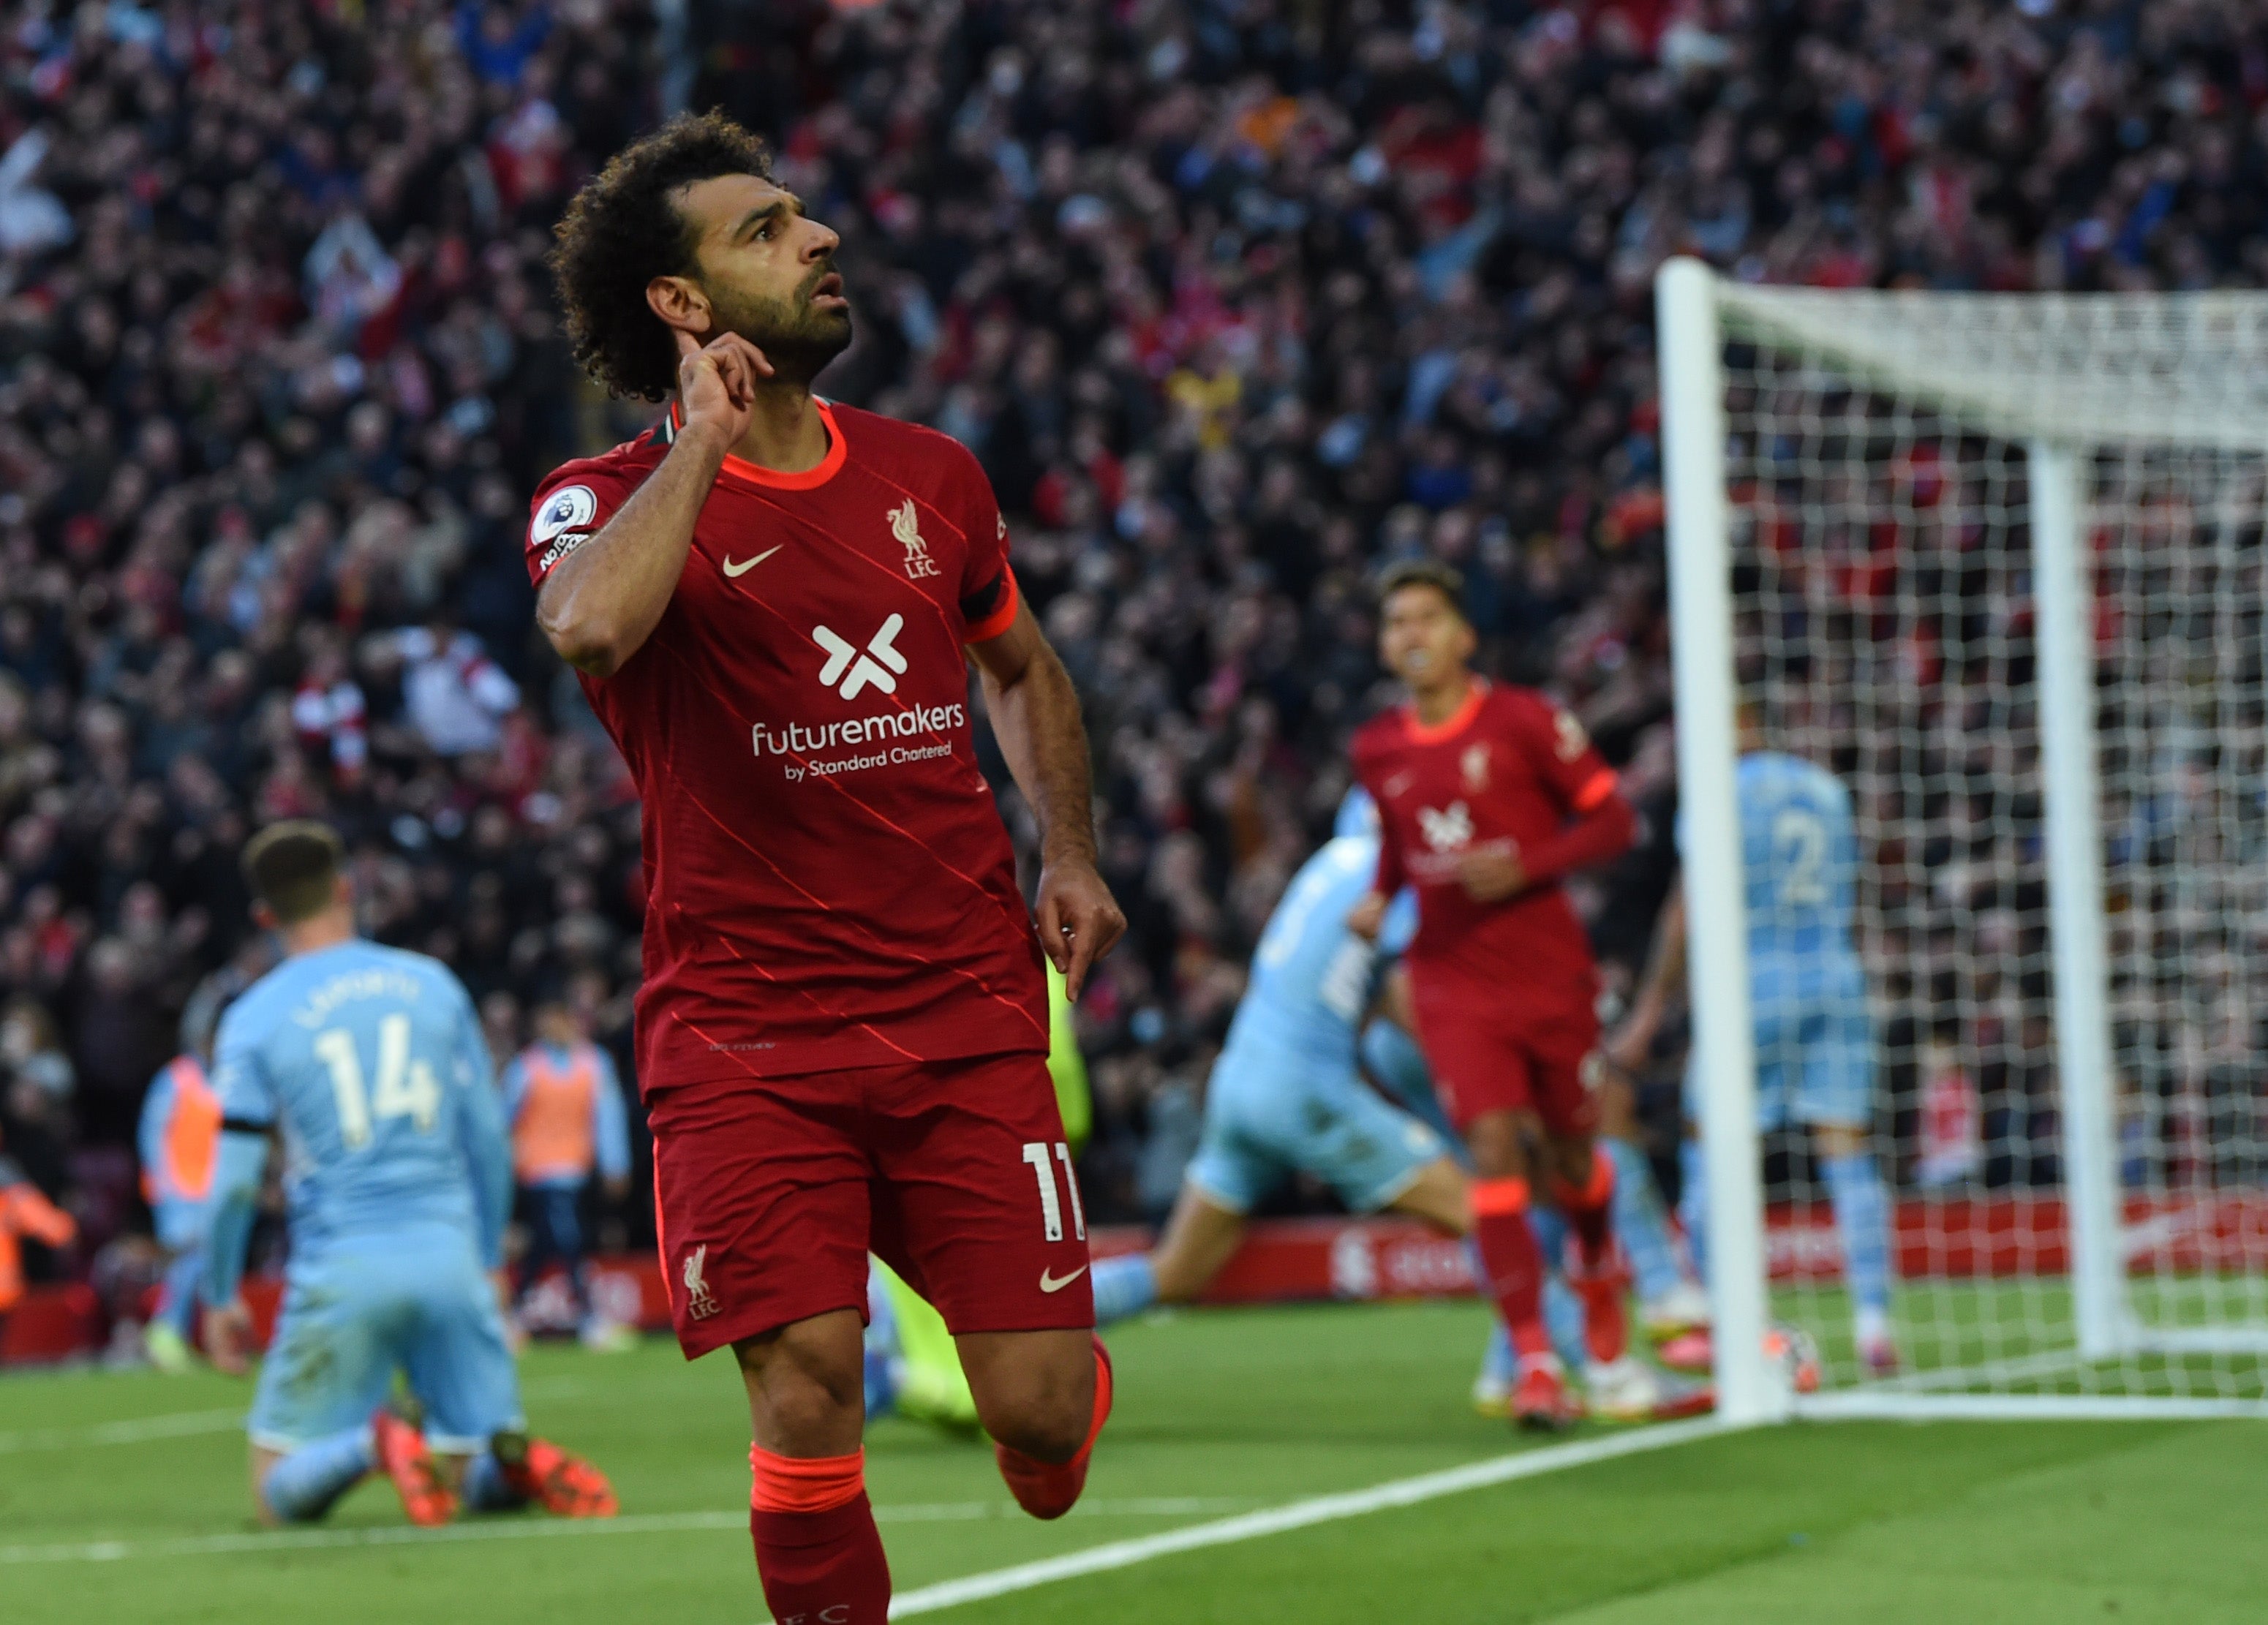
top-left (535, 113), bottom-right (1125, 1623)
top-left (1349, 560), bottom-right (1639, 1428)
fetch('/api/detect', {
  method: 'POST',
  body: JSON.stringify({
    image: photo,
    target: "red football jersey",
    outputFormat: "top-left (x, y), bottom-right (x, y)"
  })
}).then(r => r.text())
top-left (526, 399), bottom-right (1047, 1088)
top-left (1350, 679), bottom-right (1619, 1003)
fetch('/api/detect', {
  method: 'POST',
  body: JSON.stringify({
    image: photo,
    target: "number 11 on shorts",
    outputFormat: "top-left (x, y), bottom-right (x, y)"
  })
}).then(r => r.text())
top-left (1022, 1142), bottom-right (1086, 1242)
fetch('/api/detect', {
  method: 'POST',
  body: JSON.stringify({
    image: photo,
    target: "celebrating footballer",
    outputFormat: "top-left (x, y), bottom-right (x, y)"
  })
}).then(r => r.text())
top-left (532, 111), bottom-right (1125, 1623)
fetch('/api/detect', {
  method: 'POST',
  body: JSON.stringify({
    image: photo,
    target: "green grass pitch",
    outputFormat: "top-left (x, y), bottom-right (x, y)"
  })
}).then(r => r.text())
top-left (3, 1300), bottom-right (2261, 1623)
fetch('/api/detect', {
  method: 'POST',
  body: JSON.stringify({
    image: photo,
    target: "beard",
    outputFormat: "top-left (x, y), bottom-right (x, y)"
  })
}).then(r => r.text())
top-left (710, 268), bottom-right (854, 388)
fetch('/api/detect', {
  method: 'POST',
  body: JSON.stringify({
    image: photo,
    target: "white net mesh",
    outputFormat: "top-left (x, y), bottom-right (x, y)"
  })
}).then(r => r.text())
top-left (1712, 287), bottom-right (2268, 1404)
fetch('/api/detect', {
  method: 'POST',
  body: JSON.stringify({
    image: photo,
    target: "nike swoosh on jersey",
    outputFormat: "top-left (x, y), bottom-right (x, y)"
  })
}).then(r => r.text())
top-left (1039, 1264), bottom-right (1089, 1294)
top-left (722, 546), bottom-right (783, 577)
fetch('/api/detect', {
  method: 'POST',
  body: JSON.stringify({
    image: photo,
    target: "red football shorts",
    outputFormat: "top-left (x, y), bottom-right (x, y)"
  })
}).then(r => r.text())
top-left (1411, 975), bottom-right (1603, 1139)
top-left (646, 1050), bottom-right (1095, 1358)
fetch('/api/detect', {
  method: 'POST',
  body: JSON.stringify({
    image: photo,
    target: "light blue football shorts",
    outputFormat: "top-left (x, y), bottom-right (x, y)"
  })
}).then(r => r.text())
top-left (1186, 1044), bottom-right (1447, 1215)
top-left (249, 1223), bottom-right (523, 1453)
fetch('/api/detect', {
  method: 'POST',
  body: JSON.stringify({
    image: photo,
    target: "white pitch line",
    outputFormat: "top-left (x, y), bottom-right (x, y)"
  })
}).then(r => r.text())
top-left (1794, 1392), bottom-right (2268, 1422)
top-left (886, 1417), bottom-right (1733, 1618)
top-left (0, 1498), bottom-right (1257, 1566)
top-left (0, 1409), bottom-right (244, 1455)
top-left (0, 1372), bottom-right (606, 1456)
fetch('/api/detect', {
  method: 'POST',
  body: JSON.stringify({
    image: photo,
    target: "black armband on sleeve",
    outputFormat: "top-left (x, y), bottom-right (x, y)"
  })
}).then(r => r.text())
top-left (960, 569), bottom-right (1009, 626)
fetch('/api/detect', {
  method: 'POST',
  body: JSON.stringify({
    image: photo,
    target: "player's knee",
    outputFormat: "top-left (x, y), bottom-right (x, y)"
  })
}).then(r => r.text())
top-left (965, 1338), bottom-right (1094, 1463)
top-left (734, 1319), bottom-right (864, 1449)
top-left (987, 1386), bottom-right (1090, 1463)
top-left (1465, 1113), bottom-right (1527, 1180)
top-left (1546, 1134), bottom-right (1595, 1190)
top-left (249, 1452), bottom-right (286, 1528)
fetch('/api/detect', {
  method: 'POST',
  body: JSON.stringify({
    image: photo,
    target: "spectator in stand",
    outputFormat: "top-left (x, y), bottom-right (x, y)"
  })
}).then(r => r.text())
top-left (1, 999), bottom-right (75, 1109)
top-left (500, 998), bottom-right (629, 1348)
top-left (0, 0), bottom-right (2263, 1353)
top-left (363, 614), bottom-right (523, 759)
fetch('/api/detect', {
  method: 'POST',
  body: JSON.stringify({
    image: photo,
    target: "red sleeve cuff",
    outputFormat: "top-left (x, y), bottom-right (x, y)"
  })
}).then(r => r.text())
top-left (962, 565), bottom-right (1020, 644)
top-left (1572, 769), bottom-right (1619, 812)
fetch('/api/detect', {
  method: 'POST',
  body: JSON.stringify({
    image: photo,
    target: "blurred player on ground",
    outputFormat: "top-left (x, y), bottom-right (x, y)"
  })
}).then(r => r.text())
top-left (1608, 701), bottom-right (1899, 1375)
top-left (536, 113), bottom-right (1125, 1622)
top-left (1088, 791), bottom-right (1697, 1422)
top-left (1086, 796), bottom-right (1455, 1306)
top-left (1349, 560), bottom-right (1640, 1429)
top-left (501, 1000), bottom-right (632, 1349)
top-left (136, 1015), bottom-right (222, 1375)
top-left (200, 822), bottom-right (615, 1527)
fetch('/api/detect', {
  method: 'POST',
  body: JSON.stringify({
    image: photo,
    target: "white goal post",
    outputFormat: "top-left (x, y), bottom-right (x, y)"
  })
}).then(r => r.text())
top-left (1657, 258), bottom-right (2268, 1422)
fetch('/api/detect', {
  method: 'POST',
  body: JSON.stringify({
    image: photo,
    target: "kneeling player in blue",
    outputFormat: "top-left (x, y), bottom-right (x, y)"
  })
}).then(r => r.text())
top-left (200, 821), bottom-right (617, 1527)
top-left (1608, 710), bottom-right (1899, 1376)
top-left (1089, 793), bottom-right (1698, 1422)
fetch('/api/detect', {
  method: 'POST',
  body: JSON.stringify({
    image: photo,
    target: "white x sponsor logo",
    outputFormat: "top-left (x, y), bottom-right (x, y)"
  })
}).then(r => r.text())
top-left (1418, 801), bottom-right (1474, 853)
top-left (814, 615), bottom-right (908, 699)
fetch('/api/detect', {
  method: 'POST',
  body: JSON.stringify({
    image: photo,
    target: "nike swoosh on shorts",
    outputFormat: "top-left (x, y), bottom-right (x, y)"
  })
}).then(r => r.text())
top-left (1039, 1265), bottom-right (1089, 1293)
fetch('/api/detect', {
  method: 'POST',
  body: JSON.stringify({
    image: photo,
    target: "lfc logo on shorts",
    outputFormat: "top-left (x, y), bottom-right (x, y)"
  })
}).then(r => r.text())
top-left (681, 1244), bottom-right (722, 1321)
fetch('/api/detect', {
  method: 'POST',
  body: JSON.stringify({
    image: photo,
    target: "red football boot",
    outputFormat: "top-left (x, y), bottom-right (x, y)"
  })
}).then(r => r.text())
top-left (1511, 1352), bottom-right (1586, 1432)
top-left (1567, 1259), bottom-right (1632, 1365)
top-left (372, 1408), bottom-right (456, 1528)
top-left (995, 1337), bottom-right (1113, 1520)
top-left (502, 1436), bottom-right (618, 1518)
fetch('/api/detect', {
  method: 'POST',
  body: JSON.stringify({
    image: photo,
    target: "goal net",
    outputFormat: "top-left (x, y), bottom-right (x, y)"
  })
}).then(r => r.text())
top-left (1657, 262), bottom-right (2268, 1419)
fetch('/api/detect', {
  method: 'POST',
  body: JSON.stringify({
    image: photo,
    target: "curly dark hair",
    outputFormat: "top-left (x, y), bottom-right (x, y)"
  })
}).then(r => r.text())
top-left (548, 111), bottom-right (774, 401)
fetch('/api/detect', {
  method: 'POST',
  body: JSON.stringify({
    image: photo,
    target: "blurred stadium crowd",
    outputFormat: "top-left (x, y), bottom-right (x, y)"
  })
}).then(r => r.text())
top-left (1, 0), bottom-right (2263, 1314)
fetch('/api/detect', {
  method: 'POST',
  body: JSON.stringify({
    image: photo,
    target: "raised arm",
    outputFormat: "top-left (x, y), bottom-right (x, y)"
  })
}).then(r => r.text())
top-left (968, 598), bottom-right (1126, 1000)
top-left (534, 331), bottom-right (768, 678)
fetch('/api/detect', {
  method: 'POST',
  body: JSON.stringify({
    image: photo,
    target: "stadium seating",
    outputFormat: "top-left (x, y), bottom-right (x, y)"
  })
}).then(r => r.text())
top-left (1, 0), bottom-right (2261, 1339)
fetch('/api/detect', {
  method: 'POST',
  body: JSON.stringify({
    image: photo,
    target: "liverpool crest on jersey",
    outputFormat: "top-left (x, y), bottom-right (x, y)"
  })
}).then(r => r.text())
top-left (891, 499), bottom-right (941, 578)
top-left (1461, 742), bottom-right (1491, 791)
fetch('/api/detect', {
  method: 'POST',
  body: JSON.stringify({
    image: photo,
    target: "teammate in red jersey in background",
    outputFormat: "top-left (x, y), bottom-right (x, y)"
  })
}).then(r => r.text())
top-left (534, 113), bottom-right (1125, 1624)
top-left (1348, 559), bottom-right (1640, 1429)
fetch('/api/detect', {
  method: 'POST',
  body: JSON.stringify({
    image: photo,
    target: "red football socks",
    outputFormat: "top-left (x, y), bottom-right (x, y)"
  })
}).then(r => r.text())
top-left (1550, 1152), bottom-right (1618, 1271)
top-left (995, 1338), bottom-right (1114, 1520)
top-left (1550, 1155), bottom-right (1629, 1363)
top-left (748, 1446), bottom-right (890, 1624)
top-left (1469, 1177), bottom-right (1553, 1359)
